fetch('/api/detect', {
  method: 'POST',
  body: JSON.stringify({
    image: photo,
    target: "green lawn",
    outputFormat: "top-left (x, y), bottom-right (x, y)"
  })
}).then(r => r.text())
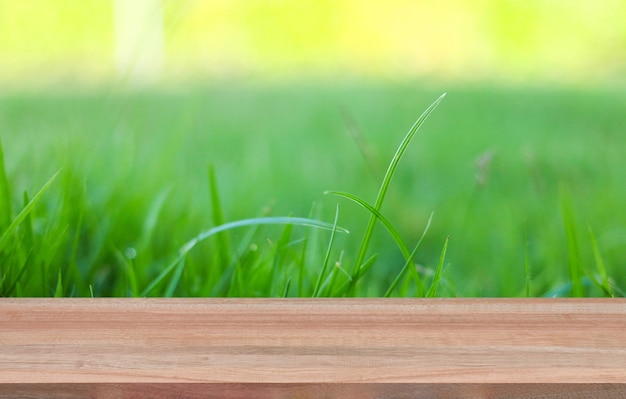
top-left (1, 81), bottom-right (625, 297)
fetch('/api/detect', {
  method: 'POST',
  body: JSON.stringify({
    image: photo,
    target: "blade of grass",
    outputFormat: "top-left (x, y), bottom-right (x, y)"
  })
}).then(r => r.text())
top-left (0, 139), bottom-right (12, 230)
top-left (1, 191), bottom-right (36, 296)
top-left (180, 217), bottom-right (348, 255)
top-left (316, 263), bottom-right (340, 297)
top-left (298, 202), bottom-right (320, 296)
top-left (223, 224), bottom-right (265, 297)
top-left (38, 224), bottom-right (69, 297)
top-left (140, 216), bottom-right (348, 296)
top-left (588, 226), bottom-right (613, 297)
top-left (21, 191), bottom-right (34, 250)
top-left (524, 230), bottom-right (532, 297)
top-left (425, 236), bottom-right (450, 298)
top-left (164, 256), bottom-right (186, 297)
top-left (354, 253), bottom-right (378, 287)
top-left (112, 247), bottom-right (139, 297)
top-left (543, 277), bottom-right (593, 298)
top-left (330, 253), bottom-right (377, 297)
top-left (3, 252), bottom-right (31, 297)
top-left (216, 263), bottom-right (238, 296)
top-left (137, 187), bottom-right (170, 253)
top-left (313, 205), bottom-right (340, 297)
top-left (0, 170), bottom-right (60, 254)
top-left (298, 229), bottom-right (310, 297)
top-left (67, 182), bottom-right (86, 293)
top-left (348, 93), bottom-right (446, 295)
top-left (208, 165), bottom-right (231, 268)
top-left (325, 191), bottom-right (410, 259)
top-left (559, 184), bottom-right (583, 297)
top-left (341, 109), bottom-right (383, 180)
top-left (326, 190), bottom-right (427, 293)
top-left (282, 277), bottom-right (291, 297)
top-left (384, 213), bottom-right (434, 297)
top-left (140, 252), bottom-right (186, 297)
top-left (269, 223), bottom-right (293, 296)
top-left (54, 269), bottom-right (63, 298)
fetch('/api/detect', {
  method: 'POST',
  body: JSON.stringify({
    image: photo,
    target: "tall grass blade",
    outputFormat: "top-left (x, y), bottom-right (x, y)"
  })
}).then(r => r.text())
top-left (282, 277), bottom-right (291, 297)
top-left (384, 213), bottom-right (434, 297)
top-left (326, 191), bottom-right (410, 259)
top-left (297, 232), bottom-right (309, 297)
top-left (316, 265), bottom-right (339, 297)
top-left (348, 93), bottom-right (446, 294)
top-left (3, 253), bottom-right (31, 297)
top-left (342, 110), bottom-right (383, 179)
top-left (313, 205), bottom-right (340, 297)
top-left (559, 184), bottom-right (583, 297)
top-left (269, 223), bottom-right (293, 296)
top-left (113, 247), bottom-right (138, 297)
top-left (215, 263), bottom-right (238, 297)
top-left (164, 256), bottom-right (186, 297)
top-left (426, 236), bottom-right (449, 297)
top-left (588, 226), bottom-right (613, 297)
top-left (68, 183), bottom-right (85, 285)
top-left (524, 231), bottom-right (532, 297)
top-left (294, 203), bottom-right (319, 296)
top-left (141, 216), bottom-right (348, 296)
top-left (327, 190), bottom-right (428, 293)
top-left (140, 253), bottom-right (184, 297)
top-left (0, 139), bottom-right (12, 230)
top-left (137, 187), bottom-right (170, 253)
top-left (54, 269), bottom-right (64, 298)
top-left (208, 165), bottom-right (231, 267)
top-left (331, 253), bottom-right (377, 297)
top-left (223, 223), bottom-right (265, 296)
top-left (0, 171), bottom-right (60, 254)
top-left (543, 277), bottom-right (593, 298)
top-left (355, 253), bottom-right (378, 284)
top-left (180, 217), bottom-right (348, 255)
top-left (21, 191), bottom-right (34, 249)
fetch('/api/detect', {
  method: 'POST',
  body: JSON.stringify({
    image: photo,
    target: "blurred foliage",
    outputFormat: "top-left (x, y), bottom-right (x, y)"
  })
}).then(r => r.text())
top-left (1, 84), bottom-right (625, 296)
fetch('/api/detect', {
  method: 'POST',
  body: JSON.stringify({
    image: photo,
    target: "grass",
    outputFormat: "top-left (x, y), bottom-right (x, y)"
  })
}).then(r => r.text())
top-left (0, 81), bottom-right (625, 297)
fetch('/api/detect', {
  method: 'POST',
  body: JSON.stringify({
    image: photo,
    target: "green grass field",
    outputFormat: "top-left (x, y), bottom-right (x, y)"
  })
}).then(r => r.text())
top-left (1, 81), bottom-right (625, 297)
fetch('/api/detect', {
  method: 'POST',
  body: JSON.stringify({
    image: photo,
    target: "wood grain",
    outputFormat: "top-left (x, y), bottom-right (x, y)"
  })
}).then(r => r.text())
top-left (0, 299), bottom-right (624, 398)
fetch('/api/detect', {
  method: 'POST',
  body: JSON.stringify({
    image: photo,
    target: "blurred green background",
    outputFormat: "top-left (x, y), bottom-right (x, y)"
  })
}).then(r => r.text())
top-left (1, 1), bottom-right (625, 297)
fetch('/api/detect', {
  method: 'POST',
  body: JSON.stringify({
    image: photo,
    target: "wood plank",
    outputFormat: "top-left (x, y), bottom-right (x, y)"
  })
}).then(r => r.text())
top-left (0, 299), bottom-right (624, 398)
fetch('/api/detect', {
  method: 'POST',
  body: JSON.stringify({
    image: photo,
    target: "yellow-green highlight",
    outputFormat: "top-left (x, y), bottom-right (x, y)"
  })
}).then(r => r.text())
top-left (1, 0), bottom-right (625, 85)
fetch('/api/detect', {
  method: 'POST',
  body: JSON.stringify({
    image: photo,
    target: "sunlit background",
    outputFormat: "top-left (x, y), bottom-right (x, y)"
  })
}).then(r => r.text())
top-left (1, 0), bottom-right (625, 87)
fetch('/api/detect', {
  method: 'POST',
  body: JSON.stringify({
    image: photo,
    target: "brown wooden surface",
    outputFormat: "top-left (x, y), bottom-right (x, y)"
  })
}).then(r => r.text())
top-left (0, 298), bottom-right (625, 398)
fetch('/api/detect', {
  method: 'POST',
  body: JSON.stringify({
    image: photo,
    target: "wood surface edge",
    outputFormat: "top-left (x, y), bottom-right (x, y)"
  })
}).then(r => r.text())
top-left (1, 298), bottom-right (625, 399)
top-left (1, 383), bottom-right (625, 399)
